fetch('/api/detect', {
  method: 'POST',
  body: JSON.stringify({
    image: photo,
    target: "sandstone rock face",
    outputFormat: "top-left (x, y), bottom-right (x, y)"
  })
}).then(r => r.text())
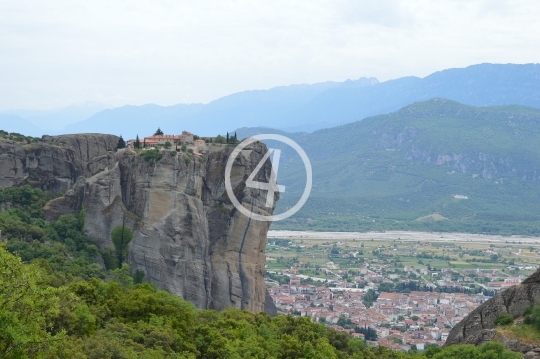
top-left (46, 142), bottom-right (278, 314)
top-left (0, 134), bottom-right (118, 196)
top-left (446, 268), bottom-right (540, 347)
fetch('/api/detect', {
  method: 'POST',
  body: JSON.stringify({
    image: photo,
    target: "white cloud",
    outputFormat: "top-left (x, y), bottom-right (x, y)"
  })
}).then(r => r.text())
top-left (0, 0), bottom-right (538, 111)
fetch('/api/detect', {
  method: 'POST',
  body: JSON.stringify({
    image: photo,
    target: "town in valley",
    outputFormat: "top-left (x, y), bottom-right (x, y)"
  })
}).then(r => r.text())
top-left (266, 230), bottom-right (540, 351)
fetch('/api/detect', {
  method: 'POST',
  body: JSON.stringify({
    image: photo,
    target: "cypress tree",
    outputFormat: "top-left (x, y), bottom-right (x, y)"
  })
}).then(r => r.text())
top-left (226, 132), bottom-right (229, 144)
top-left (135, 135), bottom-right (140, 149)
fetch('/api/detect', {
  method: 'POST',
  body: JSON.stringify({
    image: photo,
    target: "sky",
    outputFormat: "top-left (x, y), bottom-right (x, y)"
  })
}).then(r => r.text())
top-left (0, 0), bottom-right (539, 111)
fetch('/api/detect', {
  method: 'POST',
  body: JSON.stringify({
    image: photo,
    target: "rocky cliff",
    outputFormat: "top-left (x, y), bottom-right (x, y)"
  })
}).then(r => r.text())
top-left (36, 136), bottom-right (277, 314)
top-left (0, 133), bottom-right (118, 195)
top-left (445, 268), bottom-right (540, 354)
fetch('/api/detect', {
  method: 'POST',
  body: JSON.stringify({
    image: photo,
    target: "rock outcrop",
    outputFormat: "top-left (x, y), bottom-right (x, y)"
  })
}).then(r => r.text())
top-left (0, 134), bottom-right (118, 195)
top-left (445, 268), bottom-right (540, 350)
top-left (41, 139), bottom-right (277, 314)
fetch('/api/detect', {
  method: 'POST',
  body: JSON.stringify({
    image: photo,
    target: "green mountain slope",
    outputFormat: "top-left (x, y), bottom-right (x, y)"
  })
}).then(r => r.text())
top-left (238, 99), bottom-right (540, 234)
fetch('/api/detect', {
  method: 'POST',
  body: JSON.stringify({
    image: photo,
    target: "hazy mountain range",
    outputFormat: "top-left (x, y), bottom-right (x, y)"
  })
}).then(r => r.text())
top-left (1, 63), bottom-right (539, 139)
top-left (0, 103), bottom-right (109, 136)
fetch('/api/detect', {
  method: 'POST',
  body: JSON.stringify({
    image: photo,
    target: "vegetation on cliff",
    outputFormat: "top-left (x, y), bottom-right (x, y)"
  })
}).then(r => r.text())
top-left (0, 129), bottom-right (40, 143)
top-left (490, 304), bottom-right (540, 347)
top-left (0, 184), bottom-right (525, 359)
top-left (1, 246), bottom-right (525, 359)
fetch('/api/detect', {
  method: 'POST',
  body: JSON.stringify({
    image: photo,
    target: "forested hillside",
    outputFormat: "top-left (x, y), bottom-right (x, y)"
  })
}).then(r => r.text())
top-left (237, 99), bottom-right (540, 235)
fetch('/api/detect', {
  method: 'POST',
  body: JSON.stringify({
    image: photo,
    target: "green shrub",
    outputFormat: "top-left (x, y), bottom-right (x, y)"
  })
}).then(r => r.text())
top-left (530, 303), bottom-right (540, 330)
top-left (141, 149), bottom-right (161, 162)
top-left (495, 313), bottom-right (513, 326)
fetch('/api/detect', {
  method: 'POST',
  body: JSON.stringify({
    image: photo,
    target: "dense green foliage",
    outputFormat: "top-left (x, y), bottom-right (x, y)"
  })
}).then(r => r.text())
top-left (1, 246), bottom-right (524, 358)
top-left (0, 247), bottom-right (67, 358)
top-left (0, 186), bottom-right (104, 282)
top-left (427, 342), bottom-right (521, 359)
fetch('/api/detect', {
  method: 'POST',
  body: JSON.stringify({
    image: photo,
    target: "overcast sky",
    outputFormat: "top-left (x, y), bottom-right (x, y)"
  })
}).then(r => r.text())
top-left (0, 0), bottom-right (538, 111)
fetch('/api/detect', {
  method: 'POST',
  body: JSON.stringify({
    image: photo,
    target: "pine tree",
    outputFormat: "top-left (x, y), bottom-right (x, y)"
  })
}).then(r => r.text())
top-left (154, 127), bottom-right (164, 136)
top-left (135, 135), bottom-right (140, 149)
top-left (116, 135), bottom-right (126, 149)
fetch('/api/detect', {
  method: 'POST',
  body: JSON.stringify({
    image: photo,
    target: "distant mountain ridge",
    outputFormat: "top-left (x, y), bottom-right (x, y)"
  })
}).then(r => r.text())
top-left (0, 103), bottom-right (110, 136)
top-left (61, 63), bottom-right (540, 139)
top-left (0, 114), bottom-right (43, 137)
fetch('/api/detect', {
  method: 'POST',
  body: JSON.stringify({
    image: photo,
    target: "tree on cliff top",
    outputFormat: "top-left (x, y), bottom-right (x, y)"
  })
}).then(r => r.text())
top-left (111, 225), bottom-right (133, 268)
top-left (154, 128), bottom-right (164, 136)
top-left (116, 135), bottom-right (126, 150)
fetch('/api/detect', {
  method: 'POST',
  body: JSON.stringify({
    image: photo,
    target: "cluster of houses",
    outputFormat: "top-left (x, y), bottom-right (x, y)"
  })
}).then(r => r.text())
top-left (266, 255), bottom-right (532, 351)
top-left (269, 277), bottom-right (490, 351)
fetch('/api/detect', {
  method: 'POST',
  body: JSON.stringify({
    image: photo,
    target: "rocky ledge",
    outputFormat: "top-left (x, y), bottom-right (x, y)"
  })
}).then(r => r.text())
top-left (0, 133), bottom-right (118, 195)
